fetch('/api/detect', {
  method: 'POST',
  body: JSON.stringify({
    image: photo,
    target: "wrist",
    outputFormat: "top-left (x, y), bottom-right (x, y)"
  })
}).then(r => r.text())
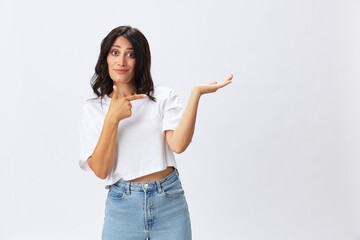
top-left (192, 86), bottom-right (202, 97)
top-left (104, 114), bottom-right (120, 126)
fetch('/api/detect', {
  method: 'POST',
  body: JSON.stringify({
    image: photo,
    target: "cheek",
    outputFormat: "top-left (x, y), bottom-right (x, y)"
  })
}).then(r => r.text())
top-left (106, 56), bottom-right (112, 66)
top-left (130, 60), bottom-right (136, 71)
top-left (107, 58), bottom-right (114, 73)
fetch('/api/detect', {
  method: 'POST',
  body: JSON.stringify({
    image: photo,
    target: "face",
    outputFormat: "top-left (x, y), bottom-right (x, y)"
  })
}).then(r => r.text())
top-left (107, 36), bottom-right (136, 85)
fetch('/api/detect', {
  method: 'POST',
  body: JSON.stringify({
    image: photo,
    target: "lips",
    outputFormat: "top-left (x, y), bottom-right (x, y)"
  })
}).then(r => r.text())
top-left (114, 69), bottom-right (128, 74)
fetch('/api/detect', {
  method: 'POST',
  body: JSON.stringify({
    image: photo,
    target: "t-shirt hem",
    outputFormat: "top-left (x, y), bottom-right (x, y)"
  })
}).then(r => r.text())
top-left (105, 164), bottom-right (177, 188)
top-left (79, 159), bottom-right (92, 172)
top-left (79, 149), bottom-right (94, 173)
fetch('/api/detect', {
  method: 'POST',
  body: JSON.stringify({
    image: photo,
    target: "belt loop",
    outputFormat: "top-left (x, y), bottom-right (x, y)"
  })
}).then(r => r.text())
top-left (126, 181), bottom-right (131, 195)
top-left (156, 181), bottom-right (163, 194)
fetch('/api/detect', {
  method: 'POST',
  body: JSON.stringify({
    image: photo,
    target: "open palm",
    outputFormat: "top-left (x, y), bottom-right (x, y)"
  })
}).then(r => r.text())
top-left (196, 74), bottom-right (233, 95)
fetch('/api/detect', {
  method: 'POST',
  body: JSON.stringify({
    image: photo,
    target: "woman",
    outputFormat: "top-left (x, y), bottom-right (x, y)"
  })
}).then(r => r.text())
top-left (79, 25), bottom-right (232, 240)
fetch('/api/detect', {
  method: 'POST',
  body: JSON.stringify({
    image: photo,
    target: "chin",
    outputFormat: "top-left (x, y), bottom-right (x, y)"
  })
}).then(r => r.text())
top-left (113, 78), bottom-right (133, 84)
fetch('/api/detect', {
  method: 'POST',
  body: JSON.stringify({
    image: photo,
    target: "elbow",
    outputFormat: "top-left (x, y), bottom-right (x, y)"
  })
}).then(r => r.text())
top-left (166, 133), bottom-right (190, 154)
top-left (91, 167), bottom-right (109, 179)
top-left (92, 166), bottom-right (110, 179)
top-left (173, 148), bottom-right (184, 154)
top-left (94, 171), bottom-right (109, 180)
top-left (171, 144), bottom-right (188, 154)
top-left (88, 158), bottom-right (109, 179)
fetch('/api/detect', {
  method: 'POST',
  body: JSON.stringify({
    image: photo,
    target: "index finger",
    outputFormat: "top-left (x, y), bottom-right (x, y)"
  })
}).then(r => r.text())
top-left (125, 94), bottom-right (147, 101)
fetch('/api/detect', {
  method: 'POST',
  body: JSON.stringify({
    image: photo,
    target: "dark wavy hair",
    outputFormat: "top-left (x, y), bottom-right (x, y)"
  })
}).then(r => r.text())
top-left (91, 26), bottom-right (155, 101)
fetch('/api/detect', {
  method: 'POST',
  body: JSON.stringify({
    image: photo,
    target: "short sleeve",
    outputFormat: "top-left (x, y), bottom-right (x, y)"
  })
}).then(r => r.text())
top-left (162, 90), bottom-right (183, 132)
top-left (79, 103), bottom-right (101, 172)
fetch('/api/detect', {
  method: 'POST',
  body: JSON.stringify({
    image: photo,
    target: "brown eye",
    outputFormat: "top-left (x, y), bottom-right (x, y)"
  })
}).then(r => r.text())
top-left (126, 52), bottom-right (135, 58)
top-left (110, 49), bottom-right (119, 56)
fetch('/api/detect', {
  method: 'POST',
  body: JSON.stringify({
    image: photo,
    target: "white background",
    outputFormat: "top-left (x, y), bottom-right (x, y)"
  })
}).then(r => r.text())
top-left (0, 0), bottom-right (359, 239)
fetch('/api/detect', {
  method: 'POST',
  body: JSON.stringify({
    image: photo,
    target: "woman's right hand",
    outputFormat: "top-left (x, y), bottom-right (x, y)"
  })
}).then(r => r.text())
top-left (106, 86), bottom-right (146, 123)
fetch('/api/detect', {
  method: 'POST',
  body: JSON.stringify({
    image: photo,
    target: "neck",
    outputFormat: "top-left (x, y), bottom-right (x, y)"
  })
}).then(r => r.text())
top-left (114, 83), bottom-right (136, 97)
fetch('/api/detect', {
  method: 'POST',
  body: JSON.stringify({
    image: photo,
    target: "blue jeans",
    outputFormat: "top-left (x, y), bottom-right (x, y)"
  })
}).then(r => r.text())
top-left (102, 169), bottom-right (192, 240)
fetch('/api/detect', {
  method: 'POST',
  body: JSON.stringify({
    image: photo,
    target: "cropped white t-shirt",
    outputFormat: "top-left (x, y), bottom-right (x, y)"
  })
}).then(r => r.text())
top-left (79, 86), bottom-right (183, 187)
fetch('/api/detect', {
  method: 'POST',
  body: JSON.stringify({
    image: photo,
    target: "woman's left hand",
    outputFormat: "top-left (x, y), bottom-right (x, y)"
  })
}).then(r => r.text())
top-left (195, 74), bottom-right (233, 95)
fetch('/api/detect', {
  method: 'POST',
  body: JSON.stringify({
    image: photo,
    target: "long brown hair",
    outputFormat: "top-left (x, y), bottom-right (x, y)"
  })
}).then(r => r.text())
top-left (91, 26), bottom-right (155, 101)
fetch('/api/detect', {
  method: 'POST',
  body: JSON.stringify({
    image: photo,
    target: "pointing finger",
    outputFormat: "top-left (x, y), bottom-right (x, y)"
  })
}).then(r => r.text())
top-left (125, 94), bottom-right (147, 101)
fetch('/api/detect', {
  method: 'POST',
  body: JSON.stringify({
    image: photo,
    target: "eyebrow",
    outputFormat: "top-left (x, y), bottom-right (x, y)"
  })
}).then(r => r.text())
top-left (112, 44), bottom-right (134, 50)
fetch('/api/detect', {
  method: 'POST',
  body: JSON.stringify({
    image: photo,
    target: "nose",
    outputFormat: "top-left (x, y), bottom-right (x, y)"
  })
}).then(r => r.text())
top-left (117, 55), bottom-right (126, 66)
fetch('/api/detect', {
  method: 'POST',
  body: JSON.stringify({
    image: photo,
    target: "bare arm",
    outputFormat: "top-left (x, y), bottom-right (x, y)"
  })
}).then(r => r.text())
top-left (166, 74), bottom-right (233, 153)
top-left (87, 86), bottom-right (146, 179)
top-left (87, 117), bottom-right (119, 179)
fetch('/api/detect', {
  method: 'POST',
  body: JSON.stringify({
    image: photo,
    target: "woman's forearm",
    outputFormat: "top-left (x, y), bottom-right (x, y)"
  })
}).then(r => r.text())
top-left (87, 117), bottom-right (119, 179)
top-left (167, 87), bottom-right (201, 153)
top-left (87, 89), bottom-right (145, 179)
top-left (167, 75), bottom-right (233, 153)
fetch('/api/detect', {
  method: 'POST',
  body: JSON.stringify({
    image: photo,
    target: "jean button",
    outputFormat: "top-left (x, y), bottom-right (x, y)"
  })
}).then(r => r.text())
top-left (143, 183), bottom-right (148, 189)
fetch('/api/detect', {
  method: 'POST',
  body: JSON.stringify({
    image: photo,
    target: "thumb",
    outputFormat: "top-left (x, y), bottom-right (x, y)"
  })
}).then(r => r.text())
top-left (112, 85), bottom-right (119, 100)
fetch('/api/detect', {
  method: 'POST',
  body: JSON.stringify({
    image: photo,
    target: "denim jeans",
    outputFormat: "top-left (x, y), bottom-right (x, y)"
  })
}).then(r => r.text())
top-left (102, 169), bottom-right (192, 240)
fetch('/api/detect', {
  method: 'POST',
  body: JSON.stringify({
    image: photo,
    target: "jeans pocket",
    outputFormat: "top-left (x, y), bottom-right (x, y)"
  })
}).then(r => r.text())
top-left (162, 179), bottom-right (184, 198)
top-left (108, 184), bottom-right (127, 200)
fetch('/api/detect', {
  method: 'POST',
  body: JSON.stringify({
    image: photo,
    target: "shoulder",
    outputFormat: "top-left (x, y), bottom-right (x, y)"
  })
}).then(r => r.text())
top-left (153, 86), bottom-right (179, 100)
top-left (80, 96), bottom-right (109, 120)
top-left (83, 96), bottom-right (109, 108)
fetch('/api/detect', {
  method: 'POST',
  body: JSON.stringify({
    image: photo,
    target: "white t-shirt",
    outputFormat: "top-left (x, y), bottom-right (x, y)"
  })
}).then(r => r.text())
top-left (79, 86), bottom-right (183, 187)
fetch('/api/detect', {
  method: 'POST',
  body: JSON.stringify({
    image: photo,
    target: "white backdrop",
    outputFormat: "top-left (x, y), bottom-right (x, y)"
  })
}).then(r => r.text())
top-left (0, 0), bottom-right (359, 239)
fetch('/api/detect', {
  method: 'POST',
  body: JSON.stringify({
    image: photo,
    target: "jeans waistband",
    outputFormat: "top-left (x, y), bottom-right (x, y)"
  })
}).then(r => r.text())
top-left (114, 168), bottom-right (179, 192)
